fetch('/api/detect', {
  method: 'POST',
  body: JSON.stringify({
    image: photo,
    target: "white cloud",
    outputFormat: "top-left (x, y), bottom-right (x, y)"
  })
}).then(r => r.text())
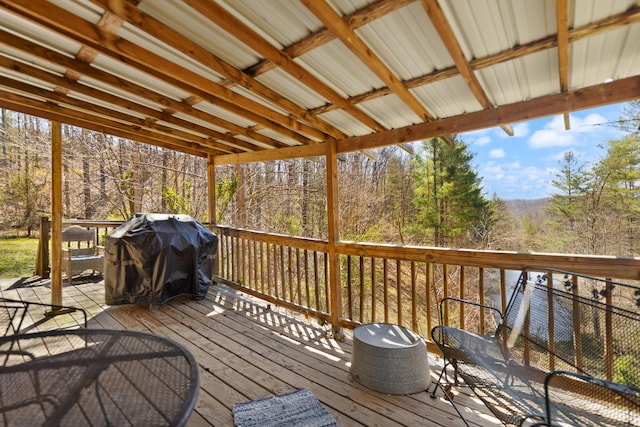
top-left (529, 129), bottom-right (575, 149)
top-left (571, 113), bottom-right (608, 133)
top-left (479, 161), bottom-right (556, 199)
top-left (512, 122), bottom-right (530, 137)
top-left (527, 112), bottom-right (613, 150)
top-left (474, 136), bottom-right (492, 146)
top-left (489, 148), bottom-right (506, 158)
top-left (547, 115), bottom-right (569, 131)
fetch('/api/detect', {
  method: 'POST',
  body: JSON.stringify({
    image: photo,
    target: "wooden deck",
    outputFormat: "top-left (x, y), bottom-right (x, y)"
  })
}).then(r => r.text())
top-left (0, 276), bottom-right (501, 427)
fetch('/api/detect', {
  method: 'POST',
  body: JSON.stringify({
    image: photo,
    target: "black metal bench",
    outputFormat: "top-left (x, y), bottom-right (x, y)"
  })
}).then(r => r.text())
top-left (430, 267), bottom-right (640, 426)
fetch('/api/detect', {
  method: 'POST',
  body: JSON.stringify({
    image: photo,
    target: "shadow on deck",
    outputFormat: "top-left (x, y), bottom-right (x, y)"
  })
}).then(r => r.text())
top-left (0, 276), bottom-right (500, 426)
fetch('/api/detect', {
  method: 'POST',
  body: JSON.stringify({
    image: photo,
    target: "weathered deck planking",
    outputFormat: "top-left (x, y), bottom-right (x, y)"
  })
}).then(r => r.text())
top-left (0, 277), bottom-right (500, 426)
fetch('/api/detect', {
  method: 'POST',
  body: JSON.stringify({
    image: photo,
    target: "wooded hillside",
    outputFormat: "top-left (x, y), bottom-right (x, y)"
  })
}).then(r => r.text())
top-left (1, 101), bottom-right (638, 257)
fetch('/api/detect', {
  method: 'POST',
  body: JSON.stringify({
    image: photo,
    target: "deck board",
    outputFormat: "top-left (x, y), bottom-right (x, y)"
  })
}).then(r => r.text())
top-left (0, 277), bottom-right (501, 426)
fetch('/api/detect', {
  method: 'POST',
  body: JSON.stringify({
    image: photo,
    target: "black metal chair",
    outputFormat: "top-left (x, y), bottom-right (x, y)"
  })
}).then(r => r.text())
top-left (0, 297), bottom-right (87, 336)
top-left (537, 370), bottom-right (640, 426)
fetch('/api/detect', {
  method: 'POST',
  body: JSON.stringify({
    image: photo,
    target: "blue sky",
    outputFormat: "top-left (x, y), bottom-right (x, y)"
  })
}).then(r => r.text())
top-left (459, 102), bottom-right (629, 200)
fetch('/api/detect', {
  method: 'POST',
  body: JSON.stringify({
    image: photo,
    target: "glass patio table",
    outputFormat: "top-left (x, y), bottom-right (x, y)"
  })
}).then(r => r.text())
top-left (0, 329), bottom-right (199, 426)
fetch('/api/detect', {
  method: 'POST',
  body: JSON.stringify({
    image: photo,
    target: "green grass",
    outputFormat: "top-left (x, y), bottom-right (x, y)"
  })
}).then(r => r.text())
top-left (0, 237), bottom-right (39, 278)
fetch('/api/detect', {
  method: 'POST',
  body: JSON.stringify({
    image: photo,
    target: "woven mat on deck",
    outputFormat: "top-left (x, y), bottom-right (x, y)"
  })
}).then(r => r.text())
top-left (232, 388), bottom-right (338, 427)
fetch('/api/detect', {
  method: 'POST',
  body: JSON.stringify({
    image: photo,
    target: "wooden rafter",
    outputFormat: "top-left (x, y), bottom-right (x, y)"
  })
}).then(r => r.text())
top-left (0, 0), bottom-right (637, 163)
top-left (301, 0), bottom-right (458, 147)
top-left (242, 0), bottom-right (414, 80)
top-left (557, 0), bottom-right (571, 130)
top-left (310, 7), bottom-right (640, 116)
top-left (0, 30), bottom-right (275, 152)
top-left (0, 74), bottom-right (236, 154)
top-left (182, 0), bottom-right (385, 133)
top-left (1, 0), bottom-right (322, 146)
top-left (303, 0), bottom-right (433, 123)
top-left (91, 0), bottom-right (345, 141)
top-left (0, 90), bottom-right (209, 157)
top-left (420, 0), bottom-right (512, 136)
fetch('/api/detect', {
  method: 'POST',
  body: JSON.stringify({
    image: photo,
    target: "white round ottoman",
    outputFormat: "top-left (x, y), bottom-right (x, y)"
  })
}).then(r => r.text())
top-left (350, 323), bottom-right (430, 395)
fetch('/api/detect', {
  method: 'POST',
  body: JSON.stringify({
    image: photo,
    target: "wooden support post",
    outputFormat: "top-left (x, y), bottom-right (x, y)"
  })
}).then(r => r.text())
top-left (236, 164), bottom-right (246, 229)
top-left (207, 155), bottom-right (217, 228)
top-left (35, 216), bottom-right (50, 278)
top-left (51, 121), bottom-right (63, 306)
top-left (207, 155), bottom-right (219, 280)
top-left (326, 139), bottom-right (342, 332)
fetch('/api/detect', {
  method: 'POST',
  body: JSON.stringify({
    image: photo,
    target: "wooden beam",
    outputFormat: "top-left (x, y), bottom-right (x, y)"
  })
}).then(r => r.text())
top-left (207, 154), bottom-right (219, 280)
top-left (557, 0), bottom-right (571, 130)
top-left (211, 76), bottom-right (640, 165)
top-left (339, 75), bottom-right (640, 153)
top-left (183, 0), bottom-right (385, 133)
top-left (325, 139), bottom-right (342, 332)
top-left (208, 154), bottom-right (217, 228)
top-left (213, 143), bottom-right (326, 166)
top-left (421, 0), bottom-right (488, 108)
top-left (51, 121), bottom-right (62, 306)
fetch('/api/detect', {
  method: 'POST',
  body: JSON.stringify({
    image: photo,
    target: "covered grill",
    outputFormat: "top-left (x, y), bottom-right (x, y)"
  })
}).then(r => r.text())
top-left (104, 213), bottom-right (217, 306)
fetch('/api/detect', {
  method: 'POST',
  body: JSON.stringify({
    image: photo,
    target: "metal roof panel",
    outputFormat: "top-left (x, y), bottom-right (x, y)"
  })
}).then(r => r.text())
top-left (296, 39), bottom-right (386, 98)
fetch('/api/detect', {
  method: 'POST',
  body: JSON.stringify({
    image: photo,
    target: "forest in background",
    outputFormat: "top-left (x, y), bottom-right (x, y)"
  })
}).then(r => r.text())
top-left (0, 100), bottom-right (638, 258)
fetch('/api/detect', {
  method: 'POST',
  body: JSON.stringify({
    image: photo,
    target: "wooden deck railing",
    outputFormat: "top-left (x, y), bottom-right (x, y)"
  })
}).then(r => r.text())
top-left (36, 219), bottom-right (640, 369)
top-left (212, 226), bottom-right (640, 359)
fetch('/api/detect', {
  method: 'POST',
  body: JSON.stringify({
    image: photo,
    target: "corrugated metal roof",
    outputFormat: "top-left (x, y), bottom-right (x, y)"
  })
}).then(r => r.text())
top-left (0, 0), bottom-right (639, 160)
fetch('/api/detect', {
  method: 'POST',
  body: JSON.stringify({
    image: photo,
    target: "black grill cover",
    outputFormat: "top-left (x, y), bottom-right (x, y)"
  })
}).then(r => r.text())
top-left (104, 213), bottom-right (217, 305)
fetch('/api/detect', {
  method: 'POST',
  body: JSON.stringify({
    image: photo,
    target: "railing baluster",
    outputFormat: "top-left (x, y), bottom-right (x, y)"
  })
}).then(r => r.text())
top-left (323, 253), bottom-right (329, 315)
top-left (443, 264), bottom-right (449, 326)
top-left (411, 261), bottom-right (417, 332)
top-left (459, 266), bottom-right (465, 330)
top-left (426, 262), bottom-right (432, 340)
top-left (268, 243), bottom-right (275, 299)
top-left (479, 267), bottom-right (485, 334)
top-left (383, 259), bottom-right (389, 323)
top-left (296, 248), bottom-right (302, 306)
top-left (259, 241), bottom-right (265, 294)
top-left (346, 255), bottom-right (353, 321)
top-left (359, 256), bottom-right (364, 324)
top-left (314, 251), bottom-right (320, 312)
top-left (371, 257), bottom-right (376, 323)
top-left (546, 271), bottom-right (554, 370)
top-left (288, 246), bottom-right (293, 303)
top-left (304, 249), bottom-right (310, 309)
top-left (279, 244), bottom-right (284, 299)
top-left (396, 259), bottom-right (402, 327)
